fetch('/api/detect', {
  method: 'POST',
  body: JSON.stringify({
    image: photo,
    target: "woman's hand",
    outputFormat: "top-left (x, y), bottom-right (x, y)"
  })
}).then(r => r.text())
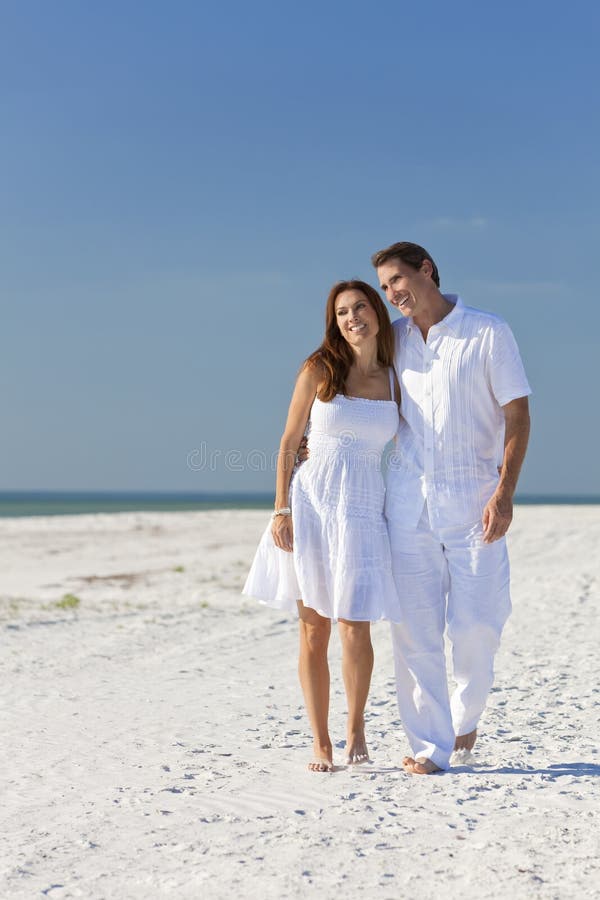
top-left (271, 514), bottom-right (294, 552)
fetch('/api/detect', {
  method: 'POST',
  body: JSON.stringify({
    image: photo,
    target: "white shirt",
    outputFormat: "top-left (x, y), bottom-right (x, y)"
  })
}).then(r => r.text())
top-left (386, 295), bottom-right (532, 528)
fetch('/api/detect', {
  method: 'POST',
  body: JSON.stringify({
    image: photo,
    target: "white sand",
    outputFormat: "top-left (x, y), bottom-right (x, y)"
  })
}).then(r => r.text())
top-left (1, 505), bottom-right (599, 899)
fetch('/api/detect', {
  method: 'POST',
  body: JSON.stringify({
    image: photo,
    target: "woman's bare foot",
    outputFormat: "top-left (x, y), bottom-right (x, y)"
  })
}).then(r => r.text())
top-left (308, 743), bottom-right (333, 772)
top-left (402, 756), bottom-right (442, 775)
top-left (345, 731), bottom-right (370, 765)
top-left (454, 728), bottom-right (477, 752)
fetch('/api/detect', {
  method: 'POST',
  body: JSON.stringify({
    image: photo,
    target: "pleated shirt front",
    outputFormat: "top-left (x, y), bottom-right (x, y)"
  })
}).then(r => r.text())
top-left (386, 295), bottom-right (532, 528)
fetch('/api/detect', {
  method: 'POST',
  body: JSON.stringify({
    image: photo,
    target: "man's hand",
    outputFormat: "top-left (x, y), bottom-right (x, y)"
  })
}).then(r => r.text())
top-left (482, 396), bottom-right (530, 543)
top-left (482, 489), bottom-right (513, 543)
top-left (296, 435), bottom-right (309, 465)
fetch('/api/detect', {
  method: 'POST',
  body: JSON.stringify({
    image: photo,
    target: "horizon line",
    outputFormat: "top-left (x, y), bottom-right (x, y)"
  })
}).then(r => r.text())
top-left (0, 490), bottom-right (598, 503)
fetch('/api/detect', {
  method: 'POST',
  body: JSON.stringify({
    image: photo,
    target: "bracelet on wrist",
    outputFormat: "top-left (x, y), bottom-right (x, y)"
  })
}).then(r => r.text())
top-left (272, 507), bottom-right (292, 519)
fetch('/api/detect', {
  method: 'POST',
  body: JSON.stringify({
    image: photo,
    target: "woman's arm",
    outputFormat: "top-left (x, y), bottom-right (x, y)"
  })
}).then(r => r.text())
top-left (272, 363), bottom-right (320, 552)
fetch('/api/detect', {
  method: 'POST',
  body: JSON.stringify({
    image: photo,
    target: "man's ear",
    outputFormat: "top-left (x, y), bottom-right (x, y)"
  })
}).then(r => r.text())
top-left (420, 259), bottom-right (433, 280)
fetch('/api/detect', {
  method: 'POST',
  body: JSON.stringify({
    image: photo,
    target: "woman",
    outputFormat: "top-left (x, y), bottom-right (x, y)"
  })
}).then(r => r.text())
top-left (243, 280), bottom-right (401, 771)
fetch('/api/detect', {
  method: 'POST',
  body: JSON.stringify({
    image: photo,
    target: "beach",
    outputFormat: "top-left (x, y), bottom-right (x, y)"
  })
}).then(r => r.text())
top-left (1, 505), bottom-right (599, 899)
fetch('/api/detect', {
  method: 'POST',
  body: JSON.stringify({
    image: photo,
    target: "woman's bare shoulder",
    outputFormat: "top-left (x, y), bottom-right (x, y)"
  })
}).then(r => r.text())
top-left (300, 355), bottom-right (327, 386)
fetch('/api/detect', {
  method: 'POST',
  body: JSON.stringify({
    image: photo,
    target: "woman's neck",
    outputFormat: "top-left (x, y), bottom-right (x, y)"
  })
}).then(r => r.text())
top-left (350, 341), bottom-right (380, 375)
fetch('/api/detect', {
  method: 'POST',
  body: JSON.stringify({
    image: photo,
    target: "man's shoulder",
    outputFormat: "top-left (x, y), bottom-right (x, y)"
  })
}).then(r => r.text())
top-left (460, 302), bottom-right (508, 332)
top-left (392, 317), bottom-right (410, 339)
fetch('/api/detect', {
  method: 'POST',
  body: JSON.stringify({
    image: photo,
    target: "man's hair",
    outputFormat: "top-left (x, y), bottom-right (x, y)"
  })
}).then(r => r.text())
top-left (370, 241), bottom-right (440, 288)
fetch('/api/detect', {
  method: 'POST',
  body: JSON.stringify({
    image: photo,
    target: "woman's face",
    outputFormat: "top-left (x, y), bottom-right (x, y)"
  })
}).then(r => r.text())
top-left (334, 289), bottom-right (380, 346)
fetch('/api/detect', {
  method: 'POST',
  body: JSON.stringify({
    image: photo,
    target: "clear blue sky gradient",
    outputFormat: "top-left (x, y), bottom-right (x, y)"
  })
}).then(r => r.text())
top-left (1, 1), bottom-right (598, 494)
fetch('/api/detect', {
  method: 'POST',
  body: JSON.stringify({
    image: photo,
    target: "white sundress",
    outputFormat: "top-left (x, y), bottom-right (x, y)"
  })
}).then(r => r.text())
top-left (242, 369), bottom-right (402, 622)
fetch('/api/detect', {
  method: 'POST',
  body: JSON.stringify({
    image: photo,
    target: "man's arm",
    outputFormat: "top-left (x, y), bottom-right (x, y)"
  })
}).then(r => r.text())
top-left (482, 396), bottom-right (531, 543)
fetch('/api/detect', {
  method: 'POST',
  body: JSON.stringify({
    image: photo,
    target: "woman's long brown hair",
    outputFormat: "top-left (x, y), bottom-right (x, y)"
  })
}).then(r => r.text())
top-left (305, 280), bottom-right (395, 402)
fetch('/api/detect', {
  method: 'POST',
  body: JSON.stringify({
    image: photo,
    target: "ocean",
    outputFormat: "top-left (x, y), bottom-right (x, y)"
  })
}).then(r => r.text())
top-left (0, 492), bottom-right (273, 518)
top-left (0, 492), bottom-right (598, 518)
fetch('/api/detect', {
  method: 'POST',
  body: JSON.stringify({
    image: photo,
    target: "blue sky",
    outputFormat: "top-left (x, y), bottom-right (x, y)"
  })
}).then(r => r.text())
top-left (1, 0), bottom-right (598, 495)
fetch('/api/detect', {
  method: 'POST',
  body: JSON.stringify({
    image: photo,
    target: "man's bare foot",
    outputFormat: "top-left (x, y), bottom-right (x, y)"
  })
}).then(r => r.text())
top-left (454, 728), bottom-right (477, 752)
top-left (308, 742), bottom-right (333, 772)
top-left (402, 756), bottom-right (442, 775)
top-left (450, 747), bottom-right (477, 767)
top-left (345, 731), bottom-right (370, 765)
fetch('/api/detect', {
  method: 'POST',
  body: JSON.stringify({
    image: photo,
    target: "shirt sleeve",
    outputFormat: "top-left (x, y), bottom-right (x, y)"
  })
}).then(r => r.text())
top-left (488, 320), bottom-right (532, 407)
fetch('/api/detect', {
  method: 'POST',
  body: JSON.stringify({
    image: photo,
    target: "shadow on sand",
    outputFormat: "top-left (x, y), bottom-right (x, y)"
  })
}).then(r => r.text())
top-left (451, 761), bottom-right (600, 778)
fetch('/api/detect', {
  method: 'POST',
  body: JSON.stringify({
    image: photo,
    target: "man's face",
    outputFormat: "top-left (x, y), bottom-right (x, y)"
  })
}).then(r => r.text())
top-left (377, 258), bottom-right (432, 318)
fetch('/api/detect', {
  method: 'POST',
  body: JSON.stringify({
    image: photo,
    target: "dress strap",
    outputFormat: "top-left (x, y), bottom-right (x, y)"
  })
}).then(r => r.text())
top-left (388, 367), bottom-right (395, 401)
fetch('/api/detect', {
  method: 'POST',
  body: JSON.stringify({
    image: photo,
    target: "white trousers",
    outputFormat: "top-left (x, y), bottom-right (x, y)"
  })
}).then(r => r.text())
top-left (388, 502), bottom-right (511, 770)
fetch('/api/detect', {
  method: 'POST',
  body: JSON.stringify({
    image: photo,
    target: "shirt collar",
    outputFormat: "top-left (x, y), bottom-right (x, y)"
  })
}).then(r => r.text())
top-left (405, 293), bottom-right (464, 334)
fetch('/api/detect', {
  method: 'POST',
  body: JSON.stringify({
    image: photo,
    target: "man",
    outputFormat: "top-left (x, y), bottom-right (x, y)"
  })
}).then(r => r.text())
top-left (373, 242), bottom-right (531, 775)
